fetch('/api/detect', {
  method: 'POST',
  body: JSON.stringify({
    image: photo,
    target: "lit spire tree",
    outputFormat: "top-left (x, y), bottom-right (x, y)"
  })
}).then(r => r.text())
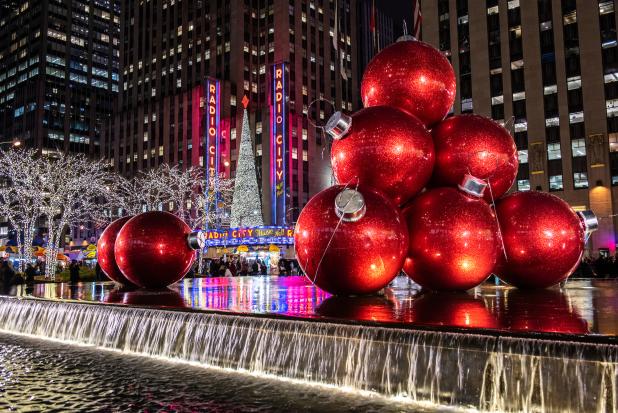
top-left (230, 97), bottom-right (264, 227)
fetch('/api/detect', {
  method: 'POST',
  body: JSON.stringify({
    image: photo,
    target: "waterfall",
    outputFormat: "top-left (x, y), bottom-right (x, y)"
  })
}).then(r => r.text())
top-left (0, 296), bottom-right (615, 412)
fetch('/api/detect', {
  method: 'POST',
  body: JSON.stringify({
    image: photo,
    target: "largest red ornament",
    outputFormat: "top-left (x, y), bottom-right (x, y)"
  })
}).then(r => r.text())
top-left (494, 191), bottom-right (596, 289)
top-left (431, 114), bottom-right (518, 202)
top-left (115, 211), bottom-right (200, 289)
top-left (327, 106), bottom-right (434, 206)
top-left (97, 216), bottom-right (134, 285)
top-left (403, 176), bottom-right (500, 291)
top-left (295, 185), bottom-right (408, 296)
top-left (361, 39), bottom-right (456, 127)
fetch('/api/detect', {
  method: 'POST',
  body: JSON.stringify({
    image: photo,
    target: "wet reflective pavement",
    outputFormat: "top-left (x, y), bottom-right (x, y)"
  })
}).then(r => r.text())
top-left (0, 333), bottom-right (429, 413)
top-left (10, 276), bottom-right (618, 339)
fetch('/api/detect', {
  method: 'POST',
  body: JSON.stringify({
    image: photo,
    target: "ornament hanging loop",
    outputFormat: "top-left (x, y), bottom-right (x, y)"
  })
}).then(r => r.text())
top-left (307, 98), bottom-right (336, 131)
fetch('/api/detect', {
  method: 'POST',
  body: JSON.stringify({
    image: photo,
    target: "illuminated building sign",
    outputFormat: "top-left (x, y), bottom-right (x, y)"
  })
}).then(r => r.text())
top-left (205, 78), bottom-right (221, 228)
top-left (202, 226), bottom-right (294, 247)
top-left (271, 63), bottom-right (288, 225)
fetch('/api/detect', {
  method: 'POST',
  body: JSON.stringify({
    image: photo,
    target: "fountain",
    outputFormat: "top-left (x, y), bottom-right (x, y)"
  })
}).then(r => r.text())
top-left (0, 276), bottom-right (616, 411)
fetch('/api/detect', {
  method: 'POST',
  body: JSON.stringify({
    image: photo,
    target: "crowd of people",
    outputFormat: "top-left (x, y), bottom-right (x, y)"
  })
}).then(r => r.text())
top-left (574, 256), bottom-right (618, 278)
top-left (200, 256), bottom-right (299, 278)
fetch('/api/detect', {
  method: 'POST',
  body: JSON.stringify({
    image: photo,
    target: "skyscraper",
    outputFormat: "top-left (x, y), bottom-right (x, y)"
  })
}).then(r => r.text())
top-left (0, 0), bottom-right (120, 156)
top-left (420, 0), bottom-right (618, 256)
top-left (107, 0), bottom-right (360, 225)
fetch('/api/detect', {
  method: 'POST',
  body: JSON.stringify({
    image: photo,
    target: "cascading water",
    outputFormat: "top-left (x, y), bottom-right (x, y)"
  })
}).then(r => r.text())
top-left (0, 296), bottom-right (615, 412)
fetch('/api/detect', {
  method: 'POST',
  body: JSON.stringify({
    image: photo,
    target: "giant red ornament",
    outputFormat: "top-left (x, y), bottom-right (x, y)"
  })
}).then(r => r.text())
top-left (295, 185), bottom-right (408, 296)
top-left (327, 106), bottom-right (434, 206)
top-left (494, 191), bottom-right (596, 289)
top-left (97, 216), bottom-right (134, 285)
top-left (361, 38), bottom-right (456, 127)
top-left (115, 211), bottom-right (201, 289)
top-left (431, 114), bottom-right (518, 202)
top-left (403, 176), bottom-right (500, 291)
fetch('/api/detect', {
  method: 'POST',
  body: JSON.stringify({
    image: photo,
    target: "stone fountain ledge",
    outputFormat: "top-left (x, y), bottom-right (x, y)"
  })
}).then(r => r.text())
top-left (0, 295), bottom-right (616, 412)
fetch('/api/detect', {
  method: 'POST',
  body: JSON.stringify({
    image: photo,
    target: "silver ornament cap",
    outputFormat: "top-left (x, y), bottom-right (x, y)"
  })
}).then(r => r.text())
top-left (458, 174), bottom-right (487, 198)
top-left (324, 111), bottom-right (352, 140)
top-left (397, 34), bottom-right (416, 42)
top-left (335, 188), bottom-right (366, 222)
top-left (577, 210), bottom-right (599, 233)
top-left (187, 230), bottom-right (206, 250)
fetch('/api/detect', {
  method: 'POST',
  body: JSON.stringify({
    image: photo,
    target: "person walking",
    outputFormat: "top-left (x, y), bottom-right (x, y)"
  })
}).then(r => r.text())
top-left (24, 263), bottom-right (37, 285)
top-left (69, 260), bottom-right (80, 285)
top-left (0, 260), bottom-right (16, 294)
top-left (95, 261), bottom-right (104, 281)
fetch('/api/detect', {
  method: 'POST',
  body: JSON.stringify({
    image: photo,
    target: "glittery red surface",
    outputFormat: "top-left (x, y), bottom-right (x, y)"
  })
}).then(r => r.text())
top-left (294, 185), bottom-right (408, 296)
top-left (495, 191), bottom-right (585, 289)
top-left (403, 187), bottom-right (500, 291)
top-left (431, 114), bottom-right (518, 202)
top-left (97, 216), bottom-right (134, 285)
top-left (361, 40), bottom-right (456, 127)
top-left (331, 106), bottom-right (434, 206)
top-left (115, 211), bottom-right (196, 289)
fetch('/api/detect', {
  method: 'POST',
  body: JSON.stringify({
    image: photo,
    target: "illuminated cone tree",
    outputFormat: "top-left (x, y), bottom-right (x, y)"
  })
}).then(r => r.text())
top-left (230, 99), bottom-right (264, 227)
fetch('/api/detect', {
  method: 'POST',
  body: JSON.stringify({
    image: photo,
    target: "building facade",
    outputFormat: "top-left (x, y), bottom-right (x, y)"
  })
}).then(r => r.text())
top-left (420, 0), bottom-right (618, 256)
top-left (0, 0), bottom-right (120, 156)
top-left (356, 0), bottom-right (395, 96)
top-left (107, 0), bottom-right (360, 225)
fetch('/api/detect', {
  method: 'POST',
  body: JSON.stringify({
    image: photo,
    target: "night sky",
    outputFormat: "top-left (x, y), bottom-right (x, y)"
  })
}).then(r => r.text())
top-left (379, 1), bottom-right (415, 38)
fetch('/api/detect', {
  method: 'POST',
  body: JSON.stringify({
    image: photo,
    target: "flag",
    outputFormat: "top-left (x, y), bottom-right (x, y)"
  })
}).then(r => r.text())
top-left (413, 0), bottom-right (422, 39)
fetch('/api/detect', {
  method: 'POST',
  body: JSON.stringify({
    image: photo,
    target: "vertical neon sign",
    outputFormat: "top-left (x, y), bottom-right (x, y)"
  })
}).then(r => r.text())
top-left (205, 78), bottom-right (221, 229)
top-left (271, 63), bottom-right (288, 225)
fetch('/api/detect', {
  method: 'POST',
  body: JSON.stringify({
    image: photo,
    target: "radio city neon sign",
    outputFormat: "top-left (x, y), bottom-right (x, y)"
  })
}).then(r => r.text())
top-left (271, 63), bottom-right (287, 225)
top-left (205, 79), bottom-right (220, 179)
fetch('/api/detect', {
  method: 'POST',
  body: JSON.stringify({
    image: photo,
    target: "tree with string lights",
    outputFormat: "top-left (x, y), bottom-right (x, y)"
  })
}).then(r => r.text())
top-left (37, 152), bottom-right (115, 279)
top-left (230, 100), bottom-right (264, 228)
top-left (0, 149), bottom-right (44, 271)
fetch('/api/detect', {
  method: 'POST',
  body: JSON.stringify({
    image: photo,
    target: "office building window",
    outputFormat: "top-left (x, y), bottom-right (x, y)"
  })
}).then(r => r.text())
top-left (549, 175), bottom-right (563, 191)
top-left (547, 143), bottom-right (561, 160)
top-left (571, 139), bottom-right (586, 157)
top-left (574, 172), bottom-right (589, 189)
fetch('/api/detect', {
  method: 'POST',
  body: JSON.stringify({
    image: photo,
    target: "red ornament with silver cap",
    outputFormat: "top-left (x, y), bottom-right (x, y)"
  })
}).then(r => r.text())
top-left (494, 191), bottom-right (597, 289)
top-left (360, 37), bottom-right (456, 127)
top-left (403, 175), bottom-right (500, 291)
top-left (97, 216), bottom-right (134, 285)
top-left (294, 185), bottom-right (408, 296)
top-left (431, 114), bottom-right (518, 202)
top-left (327, 106), bottom-right (434, 206)
top-left (114, 211), bottom-right (205, 289)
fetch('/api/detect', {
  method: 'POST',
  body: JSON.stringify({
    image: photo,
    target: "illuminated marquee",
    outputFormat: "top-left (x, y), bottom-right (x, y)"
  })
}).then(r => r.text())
top-left (271, 63), bottom-right (288, 225)
top-left (203, 226), bottom-right (294, 247)
top-left (205, 78), bottom-right (221, 229)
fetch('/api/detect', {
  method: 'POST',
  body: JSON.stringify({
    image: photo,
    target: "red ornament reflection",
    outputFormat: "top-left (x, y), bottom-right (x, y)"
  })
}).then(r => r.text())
top-left (121, 288), bottom-right (186, 308)
top-left (330, 106), bottom-right (434, 206)
top-left (98, 216), bottom-right (134, 285)
top-left (403, 187), bottom-right (499, 290)
top-left (495, 191), bottom-right (585, 289)
top-left (496, 289), bottom-right (589, 334)
top-left (317, 295), bottom-right (399, 323)
top-left (361, 39), bottom-right (456, 127)
top-left (404, 292), bottom-right (499, 329)
top-left (115, 211), bottom-right (196, 289)
top-left (431, 114), bottom-right (518, 202)
top-left (294, 185), bottom-right (408, 296)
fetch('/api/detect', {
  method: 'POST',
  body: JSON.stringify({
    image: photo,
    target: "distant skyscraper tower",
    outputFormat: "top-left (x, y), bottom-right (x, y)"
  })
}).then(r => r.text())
top-left (0, 0), bottom-right (120, 156)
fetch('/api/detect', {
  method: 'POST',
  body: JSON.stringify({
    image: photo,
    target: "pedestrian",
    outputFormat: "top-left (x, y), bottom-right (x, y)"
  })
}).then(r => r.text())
top-left (223, 264), bottom-right (233, 277)
top-left (95, 261), bottom-right (104, 281)
top-left (0, 260), bottom-right (16, 294)
top-left (24, 263), bottom-right (37, 285)
top-left (251, 260), bottom-right (259, 275)
top-left (69, 260), bottom-right (80, 284)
